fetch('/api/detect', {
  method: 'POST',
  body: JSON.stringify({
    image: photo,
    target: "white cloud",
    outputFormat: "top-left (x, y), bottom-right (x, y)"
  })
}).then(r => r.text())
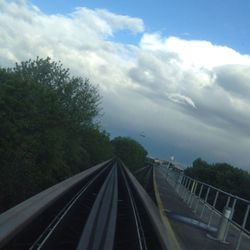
top-left (140, 33), bottom-right (250, 69)
top-left (1, 0), bottom-right (250, 170)
top-left (168, 93), bottom-right (196, 108)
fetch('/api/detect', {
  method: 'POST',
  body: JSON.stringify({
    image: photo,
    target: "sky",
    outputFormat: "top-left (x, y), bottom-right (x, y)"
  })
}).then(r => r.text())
top-left (1, 0), bottom-right (250, 170)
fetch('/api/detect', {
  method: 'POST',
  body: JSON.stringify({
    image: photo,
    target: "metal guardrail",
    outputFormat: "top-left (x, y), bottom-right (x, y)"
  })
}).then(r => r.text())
top-left (159, 165), bottom-right (250, 250)
top-left (0, 159), bottom-right (112, 248)
top-left (77, 163), bottom-right (118, 250)
top-left (123, 162), bottom-right (178, 250)
top-left (30, 163), bottom-right (110, 249)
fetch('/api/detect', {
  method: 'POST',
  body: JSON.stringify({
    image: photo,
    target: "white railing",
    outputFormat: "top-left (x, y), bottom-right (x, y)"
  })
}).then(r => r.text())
top-left (159, 165), bottom-right (250, 250)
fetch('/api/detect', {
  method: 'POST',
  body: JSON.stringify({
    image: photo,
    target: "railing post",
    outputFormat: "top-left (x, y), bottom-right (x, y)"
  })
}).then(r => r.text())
top-left (207, 206), bottom-right (232, 243)
top-left (186, 179), bottom-right (194, 203)
top-left (216, 206), bottom-right (232, 242)
top-left (223, 197), bottom-right (237, 242)
top-left (180, 176), bottom-right (188, 199)
top-left (194, 184), bottom-right (203, 214)
top-left (184, 178), bottom-right (192, 202)
top-left (225, 196), bottom-right (230, 207)
top-left (180, 176), bottom-right (188, 198)
top-left (207, 190), bottom-right (219, 226)
top-left (200, 186), bottom-right (210, 219)
top-left (188, 181), bottom-right (198, 208)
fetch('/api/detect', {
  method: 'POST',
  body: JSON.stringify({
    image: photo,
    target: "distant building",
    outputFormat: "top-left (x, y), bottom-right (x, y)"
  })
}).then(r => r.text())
top-left (168, 161), bottom-right (184, 173)
top-left (146, 156), bottom-right (185, 172)
top-left (146, 156), bottom-right (161, 166)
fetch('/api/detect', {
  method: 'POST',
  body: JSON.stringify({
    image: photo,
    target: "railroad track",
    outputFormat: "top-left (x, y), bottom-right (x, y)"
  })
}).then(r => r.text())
top-left (0, 159), bottom-right (174, 250)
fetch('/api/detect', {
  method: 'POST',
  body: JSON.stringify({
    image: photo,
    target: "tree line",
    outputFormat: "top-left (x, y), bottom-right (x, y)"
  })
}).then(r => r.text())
top-left (0, 57), bottom-right (147, 212)
top-left (185, 158), bottom-right (250, 229)
top-left (185, 158), bottom-right (250, 201)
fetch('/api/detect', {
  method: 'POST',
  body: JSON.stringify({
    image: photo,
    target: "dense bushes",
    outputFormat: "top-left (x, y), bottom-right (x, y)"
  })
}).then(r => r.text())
top-left (185, 158), bottom-right (250, 200)
top-left (0, 58), bottom-right (113, 212)
top-left (111, 136), bottom-right (147, 172)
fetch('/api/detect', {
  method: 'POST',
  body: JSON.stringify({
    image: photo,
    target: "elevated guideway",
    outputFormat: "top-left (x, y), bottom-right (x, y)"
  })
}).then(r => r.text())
top-left (2, 157), bottom-right (249, 250)
top-left (0, 159), bottom-right (176, 250)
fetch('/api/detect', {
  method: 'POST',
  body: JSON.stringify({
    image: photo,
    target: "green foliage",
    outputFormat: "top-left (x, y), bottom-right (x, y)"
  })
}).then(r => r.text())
top-left (0, 69), bottom-right (67, 208)
top-left (0, 58), bottom-right (113, 212)
top-left (111, 136), bottom-right (147, 172)
top-left (185, 158), bottom-right (250, 200)
top-left (13, 57), bottom-right (101, 127)
top-left (81, 128), bottom-right (114, 165)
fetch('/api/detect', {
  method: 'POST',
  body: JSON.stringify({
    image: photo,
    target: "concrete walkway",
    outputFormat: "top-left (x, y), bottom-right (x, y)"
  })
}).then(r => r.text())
top-left (154, 167), bottom-right (249, 250)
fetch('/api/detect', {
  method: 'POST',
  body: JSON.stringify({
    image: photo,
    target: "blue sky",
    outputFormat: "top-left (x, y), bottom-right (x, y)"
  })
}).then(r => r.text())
top-left (1, 0), bottom-right (250, 169)
top-left (31, 0), bottom-right (250, 54)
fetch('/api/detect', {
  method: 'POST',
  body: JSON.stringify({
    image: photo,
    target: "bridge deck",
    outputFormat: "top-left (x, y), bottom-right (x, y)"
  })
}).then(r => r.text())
top-left (155, 167), bottom-right (239, 250)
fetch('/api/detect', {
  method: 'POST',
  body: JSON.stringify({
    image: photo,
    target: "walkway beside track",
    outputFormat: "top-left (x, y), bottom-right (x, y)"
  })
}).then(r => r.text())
top-left (154, 167), bottom-right (235, 250)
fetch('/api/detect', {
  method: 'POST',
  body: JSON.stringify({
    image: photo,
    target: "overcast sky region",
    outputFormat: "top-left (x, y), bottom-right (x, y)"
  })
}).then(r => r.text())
top-left (1, 0), bottom-right (250, 170)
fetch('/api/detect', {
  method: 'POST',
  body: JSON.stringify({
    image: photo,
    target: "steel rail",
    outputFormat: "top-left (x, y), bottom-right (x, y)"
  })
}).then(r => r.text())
top-left (30, 164), bottom-right (109, 249)
top-left (122, 162), bottom-right (179, 250)
top-left (120, 166), bottom-right (148, 250)
top-left (0, 159), bottom-right (112, 248)
top-left (1, 159), bottom-right (179, 249)
top-left (77, 164), bottom-right (118, 250)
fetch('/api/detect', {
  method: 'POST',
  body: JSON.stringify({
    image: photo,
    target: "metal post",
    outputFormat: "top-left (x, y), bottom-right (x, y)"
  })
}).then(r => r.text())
top-left (217, 206), bottom-right (231, 241)
top-left (231, 197), bottom-right (237, 212)
top-left (184, 179), bottom-right (192, 202)
top-left (208, 191), bottom-right (219, 226)
top-left (223, 197), bottom-right (237, 242)
top-left (183, 178), bottom-right (190, 201)
top-left (194, 184), bottom-right (203, 214)
top-left (187, 179), bottom-right (195, 204)
top-left (180, 176), bottom-right (187, 199)
top-left (181, 177), bottom-right (189, 200)
top-left (188, 180), bottom-right (197, 207)
top-left (180, 175), bottom-right (184, 185)
top-left (225, 196), bottom-right (230, 207)
top-left (200, 186), bottom-right (210, 219)
top-left (236, 204), bottom-right (250, 250)
top-left (189, 181), bottom-right (198, 208)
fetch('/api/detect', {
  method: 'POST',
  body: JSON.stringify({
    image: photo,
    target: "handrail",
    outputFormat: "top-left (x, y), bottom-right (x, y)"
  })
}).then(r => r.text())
top-left (159, 165), bottom-right (250, 249)
top-left (123, 162), bottom-right (180, 250)
top-left (0, 159), bottom-right (112, 247)
top-left (77, 164), bottom-right (118, 250)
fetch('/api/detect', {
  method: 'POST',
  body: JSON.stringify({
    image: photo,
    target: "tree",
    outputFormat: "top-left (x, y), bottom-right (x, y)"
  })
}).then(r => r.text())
top-left (0, 68), bottom-right (70, 209)
top-left (185, 158), bottom-right (250, 229)
top-left (185, 158), bottom-right (217, 186)
top-left (0, 57), bottom-right (105, 212)
top-left (13, 57), bottom-right (101, 127)
top-left (111, 137), bottom-right (147, 172)
top-left (185, 158), bottom-right (250, 200)
top-left (81, 128), bottom-right (114, 165)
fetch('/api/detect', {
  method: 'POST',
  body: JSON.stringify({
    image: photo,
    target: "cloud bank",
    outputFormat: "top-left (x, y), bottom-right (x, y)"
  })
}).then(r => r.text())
top-left (1, 0), bottom-right (250, 170)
